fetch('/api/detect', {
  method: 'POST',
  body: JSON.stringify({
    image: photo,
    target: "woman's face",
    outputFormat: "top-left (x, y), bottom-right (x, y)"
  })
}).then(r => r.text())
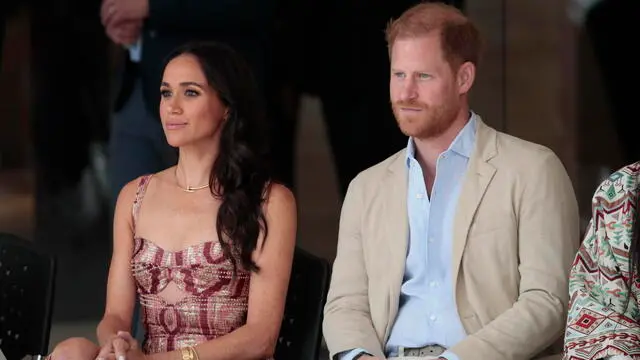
top-left (159, 54), bottom-right (227, 148)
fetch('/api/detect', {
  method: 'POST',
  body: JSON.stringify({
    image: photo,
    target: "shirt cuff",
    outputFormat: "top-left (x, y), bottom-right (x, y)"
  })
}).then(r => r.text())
top-left (439, 350), bottom-right (460, 360)
top-left (338, 348), bottom-right (370, 360)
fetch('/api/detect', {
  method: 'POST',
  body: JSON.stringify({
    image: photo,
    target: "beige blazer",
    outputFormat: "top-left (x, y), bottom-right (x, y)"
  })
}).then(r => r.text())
top-left (322, 118), bottom-right (580, 360)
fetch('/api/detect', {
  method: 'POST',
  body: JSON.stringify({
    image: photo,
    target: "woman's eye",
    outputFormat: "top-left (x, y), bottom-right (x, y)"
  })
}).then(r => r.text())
top-left (185, 89), bottom-right (199, 97)
top-left (160, 89), bottom-right (171, 98)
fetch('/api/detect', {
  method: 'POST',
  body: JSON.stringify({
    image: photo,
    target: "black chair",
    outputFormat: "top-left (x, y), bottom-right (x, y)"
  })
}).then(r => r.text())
top-left (132, 246), bottom-right (331, 360)
top-left (274, 247), bottom-right (331, 360)
top-left (0, 233), bottom-right (57, 360)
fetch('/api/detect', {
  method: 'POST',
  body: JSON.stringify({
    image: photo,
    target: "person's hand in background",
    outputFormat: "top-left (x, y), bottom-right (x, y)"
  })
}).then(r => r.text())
top-left (104, 19), bottom-right (142, 46)
top-left (101, 0), bottom-right (149, 28)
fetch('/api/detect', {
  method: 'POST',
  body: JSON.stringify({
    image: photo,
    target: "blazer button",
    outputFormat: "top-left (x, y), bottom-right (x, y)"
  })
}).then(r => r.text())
top-left (149, 30), bottom-right (157, 38)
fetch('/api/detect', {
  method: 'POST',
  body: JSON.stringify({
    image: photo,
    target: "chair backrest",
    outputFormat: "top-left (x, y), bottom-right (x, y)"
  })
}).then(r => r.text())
top-left (275, 247), bottom-right (331, 360)
top-left (0, 233), bottom-right (56, 360)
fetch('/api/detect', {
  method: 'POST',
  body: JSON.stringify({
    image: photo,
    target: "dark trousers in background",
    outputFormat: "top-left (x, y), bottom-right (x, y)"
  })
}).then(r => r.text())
top-left (318, 83), bottom-right (406, 197)
top-left (0, 15), bottom-right (4, 62)
top-left (1, 0), bottom-right (23, 66)
top-left (267, 84), bottom-right (405, 197)
top-left (30, 0), bottom-right (110, 195)
top-left (267, 0), bottom-right (464, 197)
top-left (107, 77), bottom-right (177, 209)
top-left (585, 0), bottom-right (636, 167)
top-left (30, 0), bottom-right (112, 248)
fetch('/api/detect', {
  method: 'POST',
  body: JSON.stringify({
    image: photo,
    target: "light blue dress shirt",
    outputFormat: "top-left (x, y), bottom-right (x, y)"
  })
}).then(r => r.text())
top-left (127, 37), bottom-right (143, 63)
top-left (340, 113), bottom-right (477, 360)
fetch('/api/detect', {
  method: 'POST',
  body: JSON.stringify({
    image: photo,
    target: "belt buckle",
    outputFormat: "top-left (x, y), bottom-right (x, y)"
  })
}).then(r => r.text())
top-left (402, 345), bottom-right (445, 357)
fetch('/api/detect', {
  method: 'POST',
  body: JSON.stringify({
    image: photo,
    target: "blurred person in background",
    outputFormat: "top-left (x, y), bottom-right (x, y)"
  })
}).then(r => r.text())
top-left (266, 0), bottom-right (465, 197)
top-left (30, 0), bottom-right (112, 243)
top-left (100, 0), bottom-right (276, 210)
top-left (583, 0), bottom-right (636, 169)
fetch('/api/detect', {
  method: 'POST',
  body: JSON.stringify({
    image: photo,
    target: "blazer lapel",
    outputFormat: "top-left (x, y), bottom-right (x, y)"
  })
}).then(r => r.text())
top-left (382, 153), bottom-right (409, 342)
top-left (452, 120), bottom-right (497, 290)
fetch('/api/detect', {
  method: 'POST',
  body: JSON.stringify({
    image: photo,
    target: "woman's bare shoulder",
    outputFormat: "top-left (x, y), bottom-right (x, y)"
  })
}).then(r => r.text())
top-left (264, 182), bottom-right (296, 213)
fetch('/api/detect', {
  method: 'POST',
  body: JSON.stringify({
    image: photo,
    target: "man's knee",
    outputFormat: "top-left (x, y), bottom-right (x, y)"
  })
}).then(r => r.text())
top-left (49, 337), bottom-right (98, 360)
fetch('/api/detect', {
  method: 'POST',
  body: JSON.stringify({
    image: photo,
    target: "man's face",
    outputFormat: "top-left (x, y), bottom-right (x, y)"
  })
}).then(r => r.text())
top-left (390, 33), bottom-right (462, 140)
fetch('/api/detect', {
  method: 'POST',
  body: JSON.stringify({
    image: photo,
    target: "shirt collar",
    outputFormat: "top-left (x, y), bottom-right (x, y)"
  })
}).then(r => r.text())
top-left (406, 111), bottom-right (478, 168)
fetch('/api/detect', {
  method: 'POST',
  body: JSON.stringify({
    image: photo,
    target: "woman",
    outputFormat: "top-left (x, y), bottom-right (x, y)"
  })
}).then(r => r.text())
top-left (49, 41), bottom-right (297, 360)
top-left (564, 163), bottom-right (640, 360)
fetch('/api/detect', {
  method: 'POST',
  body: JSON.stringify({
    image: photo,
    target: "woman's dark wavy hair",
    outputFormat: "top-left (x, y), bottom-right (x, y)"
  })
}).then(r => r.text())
top-left (163, 41), bottom-right (272, 273)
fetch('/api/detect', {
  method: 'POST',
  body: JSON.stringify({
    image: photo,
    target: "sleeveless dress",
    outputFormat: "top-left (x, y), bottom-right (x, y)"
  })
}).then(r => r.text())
top-left (130, 175), bottom-right (252, 354)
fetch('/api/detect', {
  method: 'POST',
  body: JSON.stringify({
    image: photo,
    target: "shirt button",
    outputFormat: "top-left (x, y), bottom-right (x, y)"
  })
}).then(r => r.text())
top-left (416, 193), bottom-right (423, 199)
top-left (429, 281), bottom-right (439, 288)
top-left (428, 237), bottom-right (434, 243)
top-left (430, 314), bottom-right (437, 322)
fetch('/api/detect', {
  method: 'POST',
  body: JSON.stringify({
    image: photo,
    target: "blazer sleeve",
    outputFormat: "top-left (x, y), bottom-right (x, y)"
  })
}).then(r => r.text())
top-left (322, 175), bottom-right (386, 359)
top-left (147, 0), bottom-right (274, 32)
top-left (563, 189), bottom-right (640, 360)
top-left (449, 151), bottom-right (580, 360)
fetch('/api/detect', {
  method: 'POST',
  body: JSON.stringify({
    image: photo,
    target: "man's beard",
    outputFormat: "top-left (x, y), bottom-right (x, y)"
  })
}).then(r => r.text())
top-left (392, 100), bottom-right (457, 139)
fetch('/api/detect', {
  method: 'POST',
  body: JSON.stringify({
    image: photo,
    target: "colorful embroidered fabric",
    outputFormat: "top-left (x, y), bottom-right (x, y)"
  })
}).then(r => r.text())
top-left (564, 163), bottom-right (640, 359)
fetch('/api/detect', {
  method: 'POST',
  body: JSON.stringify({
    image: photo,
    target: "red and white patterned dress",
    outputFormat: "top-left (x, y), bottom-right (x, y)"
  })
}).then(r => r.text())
top-left (130, 175), bottom-right (253, 355)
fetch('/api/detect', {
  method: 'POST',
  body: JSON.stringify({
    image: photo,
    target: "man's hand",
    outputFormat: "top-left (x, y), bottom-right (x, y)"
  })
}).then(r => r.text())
top-left (101, 0), bottom-right (149, 28)
top-left (105, 20), bottom-right (142, 46)
top-left (360, 356), bottom-right (383, 360)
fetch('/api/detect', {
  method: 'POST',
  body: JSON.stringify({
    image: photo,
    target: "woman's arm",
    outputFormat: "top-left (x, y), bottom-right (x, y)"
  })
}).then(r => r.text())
top-left (150, 183), bottom-right (297, 360)
top-left (563, 191), bottom-right (640, 360)
top-left (96, 179), bottom-right (139, 346)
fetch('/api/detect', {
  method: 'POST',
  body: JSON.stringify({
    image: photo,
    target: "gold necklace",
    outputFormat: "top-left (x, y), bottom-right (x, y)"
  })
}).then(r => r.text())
top-left (175, 168), bottom-right (209, 193)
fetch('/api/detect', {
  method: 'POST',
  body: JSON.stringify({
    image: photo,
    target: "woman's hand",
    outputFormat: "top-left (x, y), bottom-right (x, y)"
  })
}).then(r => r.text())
top-left (96, 332), bottom-right (131, 360)
top-left (96, 331), bottom-right (145, 360)
top-left (115, 331), bottom-right (147, 360)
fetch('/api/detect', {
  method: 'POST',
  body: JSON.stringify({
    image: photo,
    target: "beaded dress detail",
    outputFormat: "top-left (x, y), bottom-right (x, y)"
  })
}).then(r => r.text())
top-left (130, 175), bottom-right (251, 354)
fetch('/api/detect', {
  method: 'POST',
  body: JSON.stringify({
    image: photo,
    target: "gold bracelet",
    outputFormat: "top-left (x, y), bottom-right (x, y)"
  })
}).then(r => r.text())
top-left (180, 346), bottom-right (200, 360)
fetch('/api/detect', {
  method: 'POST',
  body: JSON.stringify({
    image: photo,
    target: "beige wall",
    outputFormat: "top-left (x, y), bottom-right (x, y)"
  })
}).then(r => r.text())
top-left (466, 0), bottom-right (506, 131)
top-left (465, 0), bottom-right (618, 217)
top-left (468, 0), bottom-right (577, 172)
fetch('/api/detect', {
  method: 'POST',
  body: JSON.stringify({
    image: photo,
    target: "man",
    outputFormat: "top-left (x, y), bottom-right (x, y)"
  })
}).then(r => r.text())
top-left (322, 3), bottom-right (580, 360)
top-left (99, 0), bottom-right (275, 207)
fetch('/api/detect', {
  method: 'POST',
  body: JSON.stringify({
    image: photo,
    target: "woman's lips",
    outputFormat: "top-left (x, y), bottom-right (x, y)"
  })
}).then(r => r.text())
top-left (165, 122), bottom-right (187, 130)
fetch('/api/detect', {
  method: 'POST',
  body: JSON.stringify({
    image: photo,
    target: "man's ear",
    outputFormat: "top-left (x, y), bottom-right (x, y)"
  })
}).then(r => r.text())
top-left (456, 61), bottom-right (476, 95)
